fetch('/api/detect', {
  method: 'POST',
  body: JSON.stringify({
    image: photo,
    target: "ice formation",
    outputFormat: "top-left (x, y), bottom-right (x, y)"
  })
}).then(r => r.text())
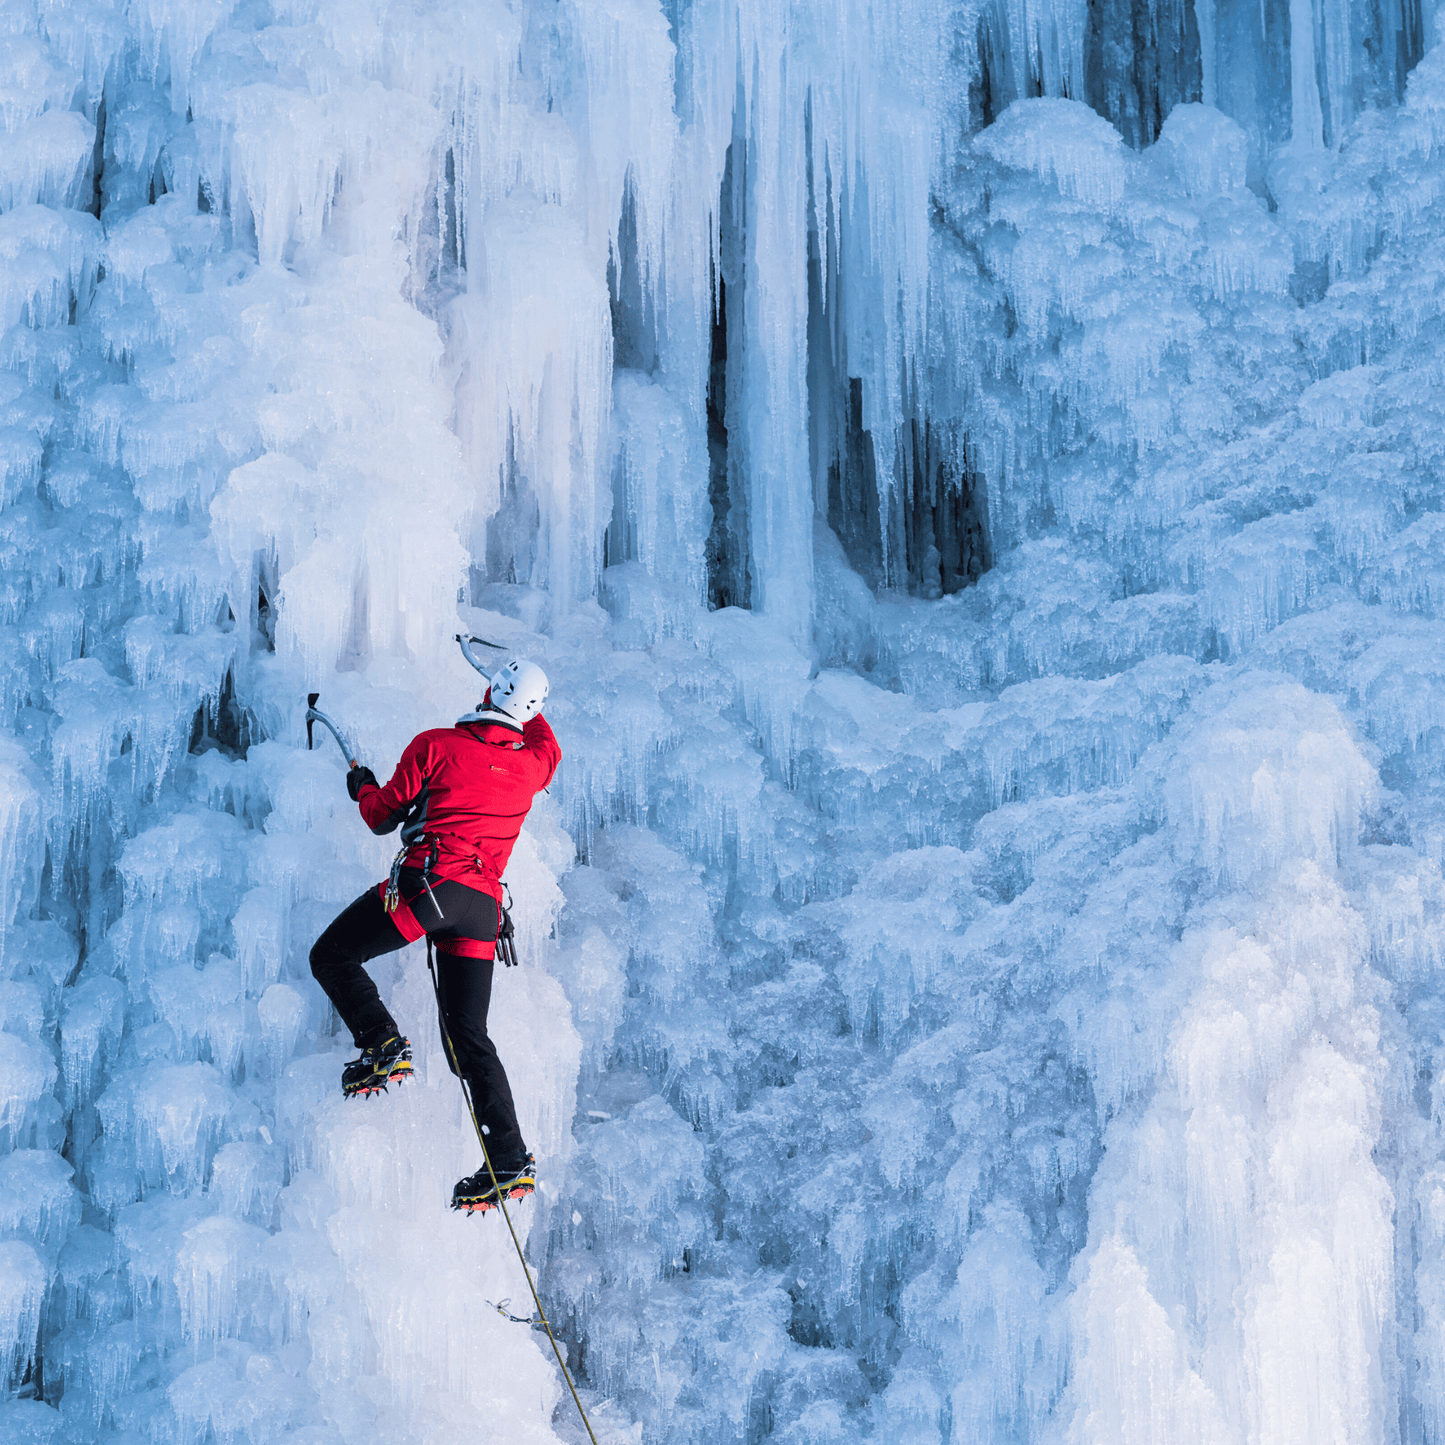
top-left (2, 0), bottom-right (1445, 1441)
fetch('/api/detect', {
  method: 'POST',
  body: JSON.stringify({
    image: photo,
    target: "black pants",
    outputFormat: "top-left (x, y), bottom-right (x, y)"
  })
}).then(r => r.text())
top-left (309, 871), bottom-right (527, 1162)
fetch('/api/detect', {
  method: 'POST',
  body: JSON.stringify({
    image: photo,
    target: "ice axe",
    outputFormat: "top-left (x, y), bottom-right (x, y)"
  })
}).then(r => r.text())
top-left (456, 632), bottom-right (507, 677)
top-left (305, 693), bottom-right (360, 770)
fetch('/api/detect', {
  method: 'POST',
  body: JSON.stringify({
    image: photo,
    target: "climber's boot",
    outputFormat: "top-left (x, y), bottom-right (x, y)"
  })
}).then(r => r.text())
top-left (452, 1153), bottom-right (536, 1213)
top-left (342, 1034), bottom-right (414, 1099)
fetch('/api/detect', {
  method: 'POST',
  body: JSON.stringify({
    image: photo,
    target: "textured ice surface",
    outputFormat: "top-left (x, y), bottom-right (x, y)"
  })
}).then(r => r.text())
top-left (3, 0), bottom-right (1445, 1443)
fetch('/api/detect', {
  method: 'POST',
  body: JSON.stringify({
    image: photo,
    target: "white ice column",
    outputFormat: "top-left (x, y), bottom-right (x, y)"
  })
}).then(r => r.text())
top-left (1065, 864), bottom-right (1396, 1444)
top-left (1062, 679), bottom-right (1397, 1444)
top-left (737, 21), bottom-right (814, 646)
top-left (1288, 0), bottom-right (1326, 149)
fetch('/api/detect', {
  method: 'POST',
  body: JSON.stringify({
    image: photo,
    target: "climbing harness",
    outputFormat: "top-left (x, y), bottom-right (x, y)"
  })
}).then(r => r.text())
top-left (383, 845), bottom-right (445, 925)
top-left (384, 811), bottom-right (445, 924)
top-left (384, 835), bottom-right (518, 962)
top-left (425, 937), bottom-right (599, 1445)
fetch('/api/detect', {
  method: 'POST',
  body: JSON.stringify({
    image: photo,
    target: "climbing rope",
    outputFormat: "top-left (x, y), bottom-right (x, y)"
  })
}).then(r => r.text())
top-left (427, 939), bottom-right (600, 1445)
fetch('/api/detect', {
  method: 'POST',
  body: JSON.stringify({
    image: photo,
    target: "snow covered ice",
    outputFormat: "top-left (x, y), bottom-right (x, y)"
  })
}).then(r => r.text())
top-left (3, 0), bottom-right (1445, 1441)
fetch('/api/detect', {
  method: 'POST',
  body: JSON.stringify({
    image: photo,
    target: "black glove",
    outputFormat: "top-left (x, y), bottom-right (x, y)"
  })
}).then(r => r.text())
top-left (346, 765), bottom-right (377, 802)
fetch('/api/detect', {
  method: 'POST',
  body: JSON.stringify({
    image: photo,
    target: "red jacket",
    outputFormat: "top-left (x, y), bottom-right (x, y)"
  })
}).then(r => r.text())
top-left (357, 712), bottom-right (561, 921)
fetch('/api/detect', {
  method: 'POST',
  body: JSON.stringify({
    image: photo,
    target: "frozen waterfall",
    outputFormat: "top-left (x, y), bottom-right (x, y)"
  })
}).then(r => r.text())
top-left (3, 0), bottom-right (1445, 1441)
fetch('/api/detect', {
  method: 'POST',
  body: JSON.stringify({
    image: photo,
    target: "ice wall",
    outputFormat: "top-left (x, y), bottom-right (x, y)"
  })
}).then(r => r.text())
top-left (1, 0), bottom-right (588, 1439)
top-left (5, 0), bottom-right (1445, 1443)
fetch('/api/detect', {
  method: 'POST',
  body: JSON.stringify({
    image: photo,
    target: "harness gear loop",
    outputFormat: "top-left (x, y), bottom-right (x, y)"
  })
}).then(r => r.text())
top-left (383, 847), bottom-right (405, 914)
top-left (385, 835), bottom-right (445, 925)
top-left (425, 938), bottom-right (599, 1445)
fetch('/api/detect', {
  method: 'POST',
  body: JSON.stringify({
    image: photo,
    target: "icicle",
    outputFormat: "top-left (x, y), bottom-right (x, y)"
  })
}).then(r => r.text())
top-left (128, 0), bottom-right (239, 118)
top-left (99, 1062), bottom-right (237, 1194)
top-left (0, 204), bottom-right (102, 331)
top-left (175, 1213), bottom-right (268, 1346)
top-left (0, 1152), bottom-right (80, 1266)
top-left (0, 110), bottom-right (94, 213)
top-left (59, 974), bottom-right (127, 1108)
top-left (0, 738), bottom-right (41, 965)
top-left (0, 1242), bottom-right (45, 1386)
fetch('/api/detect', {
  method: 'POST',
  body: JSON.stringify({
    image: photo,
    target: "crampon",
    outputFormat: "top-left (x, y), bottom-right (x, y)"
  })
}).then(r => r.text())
top-left (452, 1154), bottom-right (535, 1213)
top-left (342, 1035), bottom-right (414, 1099)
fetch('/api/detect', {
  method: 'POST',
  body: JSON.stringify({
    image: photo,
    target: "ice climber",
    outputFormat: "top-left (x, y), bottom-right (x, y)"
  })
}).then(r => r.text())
top-left (308, 657), bottom-right (560, 1213)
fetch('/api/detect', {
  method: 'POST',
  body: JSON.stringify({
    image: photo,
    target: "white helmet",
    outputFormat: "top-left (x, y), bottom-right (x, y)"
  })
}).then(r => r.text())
top-left (486, 657), bottom-right (549, 726)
